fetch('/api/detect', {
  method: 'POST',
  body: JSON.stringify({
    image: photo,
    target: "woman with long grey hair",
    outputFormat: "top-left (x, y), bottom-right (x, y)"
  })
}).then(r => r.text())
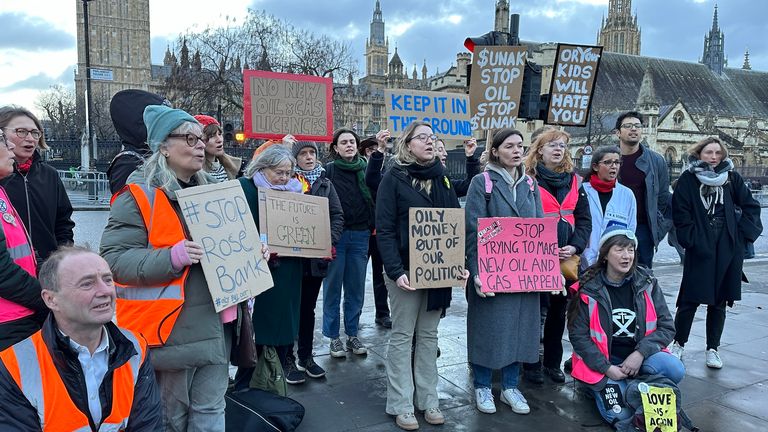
top-left (101, 105), bottom-right (253, 430)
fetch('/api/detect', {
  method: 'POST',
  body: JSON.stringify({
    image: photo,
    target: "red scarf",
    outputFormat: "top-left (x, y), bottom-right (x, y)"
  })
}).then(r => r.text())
top-left (16, 159), bottom-right (33, 175)
top-left (589, 176), bottom-right (616, 193)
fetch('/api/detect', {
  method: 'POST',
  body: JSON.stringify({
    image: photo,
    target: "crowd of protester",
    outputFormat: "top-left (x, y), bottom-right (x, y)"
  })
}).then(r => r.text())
top-left (0, 98), bottom-right (762, 431)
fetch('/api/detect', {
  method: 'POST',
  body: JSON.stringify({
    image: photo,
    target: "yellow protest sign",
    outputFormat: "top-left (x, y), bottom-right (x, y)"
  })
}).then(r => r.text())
top-left (640, 385), bottom-right (677, 432)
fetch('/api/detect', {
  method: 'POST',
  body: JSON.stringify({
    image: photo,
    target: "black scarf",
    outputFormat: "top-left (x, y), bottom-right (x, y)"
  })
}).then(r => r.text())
top-left (403, 159), bottom-right (456, 313)
top-left (536, 163), bottom-right (571, 201)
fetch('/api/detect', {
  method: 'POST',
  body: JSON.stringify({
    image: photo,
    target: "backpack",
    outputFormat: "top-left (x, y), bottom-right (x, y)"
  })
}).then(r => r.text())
top-left (225, 388), bottom-right (305, 432)
top-left (615, 374), bottom-right (699, 432)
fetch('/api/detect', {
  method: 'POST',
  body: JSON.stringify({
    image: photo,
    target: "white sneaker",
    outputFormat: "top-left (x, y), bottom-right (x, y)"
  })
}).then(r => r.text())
top-left (500, 388), bottom-right (530, 414)
top-left (706, 349), bottom-right (723, 369)
top-left (669, 341), bottom-right (684, 361)
top-left (475, 387), bottom-right (496, 414)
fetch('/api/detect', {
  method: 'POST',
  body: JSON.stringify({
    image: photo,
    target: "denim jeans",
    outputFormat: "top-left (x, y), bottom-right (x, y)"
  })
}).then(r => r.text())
top-left (323, 229), bottom-right (370, 339)
top-left (592, 351), bottom-right (685, 425)
top-left (471, 362), bottom-right (520, 390)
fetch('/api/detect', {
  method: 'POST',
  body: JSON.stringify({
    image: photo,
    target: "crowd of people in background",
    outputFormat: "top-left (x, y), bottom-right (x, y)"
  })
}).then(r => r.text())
top-left (0, 96), bottom-right (763, 432)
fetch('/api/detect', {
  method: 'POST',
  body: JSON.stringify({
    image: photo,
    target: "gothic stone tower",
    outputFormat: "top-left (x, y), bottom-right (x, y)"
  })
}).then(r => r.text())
top-left (597, 0), bottom-right (641, 55)
top-left (75, 0), bottom-right (152, 132)
top-left (494, 0), bottom-right (510, 33)
top-left (365, 0), bottom-right (389, 78)
top-left (700, 5), bottom-right (726, 75)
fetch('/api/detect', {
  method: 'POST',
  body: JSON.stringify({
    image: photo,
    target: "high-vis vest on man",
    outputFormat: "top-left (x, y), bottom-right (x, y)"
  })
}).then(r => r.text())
top-left (0, 186), bottom-right (37, 324)
top-left (571, 289), bottom-right (658, 384)
top-left (113, 184), bottom-right (189, 347)
top-left (540, 174), bottom-right (579, 227)
top-left (0, 327), bottom-right (145, 431)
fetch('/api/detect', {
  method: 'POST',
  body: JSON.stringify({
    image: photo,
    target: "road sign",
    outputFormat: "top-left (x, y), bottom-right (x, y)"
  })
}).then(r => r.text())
top-left (584, 144), bottom-right (593, 155)
top-left (90, 68), bottom-right (114, 81)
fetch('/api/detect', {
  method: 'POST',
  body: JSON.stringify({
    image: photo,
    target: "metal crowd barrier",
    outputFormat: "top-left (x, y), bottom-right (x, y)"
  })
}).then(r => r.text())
top-left (58, 169), bottom-right (111, 209)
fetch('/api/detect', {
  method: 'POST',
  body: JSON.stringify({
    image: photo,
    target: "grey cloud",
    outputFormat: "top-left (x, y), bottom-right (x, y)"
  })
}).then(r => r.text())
top-left (0, 12), bottom-right (75, 51)
top-left (0, 65), bottom-right (74, 92)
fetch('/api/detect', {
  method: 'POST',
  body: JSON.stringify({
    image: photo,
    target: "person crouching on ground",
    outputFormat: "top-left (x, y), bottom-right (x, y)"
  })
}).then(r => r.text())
top-left (568, 226), bottom-right (684, 427)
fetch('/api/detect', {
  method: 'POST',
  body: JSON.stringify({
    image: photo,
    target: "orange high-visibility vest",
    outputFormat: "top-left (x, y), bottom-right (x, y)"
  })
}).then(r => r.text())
top-left (571, 289), bottom-right (659, 384)
top-left (0, 327), bottom-right (145, 431)
top-left (0, 186), bottom-right (37, 324)
top-left (539, 174), bottom-right (579, 227)
top-left (113, 184), bottom-right (189, 347)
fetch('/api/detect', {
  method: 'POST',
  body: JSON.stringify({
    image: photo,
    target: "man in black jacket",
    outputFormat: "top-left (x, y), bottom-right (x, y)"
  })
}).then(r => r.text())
top-left (0, 246), bottom-right (161, 431)
top-left (107, 89), bottom-right (170, 194)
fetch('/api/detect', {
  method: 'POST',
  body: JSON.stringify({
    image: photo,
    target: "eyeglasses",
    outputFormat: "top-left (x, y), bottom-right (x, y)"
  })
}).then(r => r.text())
top-left (5, 128), bottom-right (42, 140)
top-left (620, 123), bottom-right (642, 130)
top-left (409, 133), bottom-right (438, 143)
top-left (545, 142), bottom-right (567, 149)
top-left (168, 133), bottom-right (203, 147)
top-left (599, 159), bottom-right (622, 167)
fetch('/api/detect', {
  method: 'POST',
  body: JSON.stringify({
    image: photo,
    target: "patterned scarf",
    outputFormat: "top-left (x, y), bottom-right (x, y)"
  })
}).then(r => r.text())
top-left (688, 157), bottom-right (733, 214)
top-left (294, 162), bottom-right (325, 187)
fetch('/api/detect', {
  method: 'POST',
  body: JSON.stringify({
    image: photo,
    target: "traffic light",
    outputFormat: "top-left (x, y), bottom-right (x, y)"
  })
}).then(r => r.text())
top-left (518, 62), bottom-right (546, 121)
top-left (235, 132), bottom-right (245, 144)
top-left (464, 31), bottom-right (513, 53)
top-left (223, 122), bottom-right (234, 143)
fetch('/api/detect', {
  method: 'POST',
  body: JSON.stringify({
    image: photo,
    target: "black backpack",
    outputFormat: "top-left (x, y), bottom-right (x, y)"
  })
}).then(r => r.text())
top-left (225, 388), bottom-right (305, 432)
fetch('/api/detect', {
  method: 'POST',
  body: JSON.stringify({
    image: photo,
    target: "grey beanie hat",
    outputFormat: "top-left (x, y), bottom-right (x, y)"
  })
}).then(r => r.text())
top-left (598, 225), bottom-right (638, 249)
top-left (292, 141), bottom-right (318, 158)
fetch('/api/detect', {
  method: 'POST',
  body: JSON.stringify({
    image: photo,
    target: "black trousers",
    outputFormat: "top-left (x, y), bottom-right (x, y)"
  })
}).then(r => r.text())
top-left (524, 292), bottom-right (568, 370)
top-left (674, 300), bottom-right (727, 350)
top-left (296, 274), bottom-right (323, 360)
top-left (368, 234), bottom-right (390, 318)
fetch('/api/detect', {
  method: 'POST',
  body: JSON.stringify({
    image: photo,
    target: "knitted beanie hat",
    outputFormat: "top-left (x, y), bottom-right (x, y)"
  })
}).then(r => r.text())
top-left (598, 225), bottom-right (638, 249)
top-left (193, 114), bottom-right (220, 128)
top-left (292, 141), bottom-right (319, 159)
top-left (143, 105), bottom-right (198, 152)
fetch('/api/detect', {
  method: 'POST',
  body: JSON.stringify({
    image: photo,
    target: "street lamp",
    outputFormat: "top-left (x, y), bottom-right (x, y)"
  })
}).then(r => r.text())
top-left (82, 0), bottom-right (95, 172)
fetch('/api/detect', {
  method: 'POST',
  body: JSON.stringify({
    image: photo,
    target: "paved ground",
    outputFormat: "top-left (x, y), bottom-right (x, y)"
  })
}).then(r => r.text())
top-left (74, 210), bottom-right (768, 431)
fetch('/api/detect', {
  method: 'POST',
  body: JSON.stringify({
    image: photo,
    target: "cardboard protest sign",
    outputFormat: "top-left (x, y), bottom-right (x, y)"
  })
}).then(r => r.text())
top-left (476, 217), bottom-right (561, 293)
top-left (469, 46), bottom-right (527, 131)
top-left (408, 208), bottom-right (465, 289)
top-left (385, 89), bottom-right (471, 139)
top-left (640, 384), bottom-right (677, 432)
top-left (546, 44), bottom-right (603, 126)
top-left (243, 70), bottom-right (333, 141)
top-left (257, 188), bottom-right (332, 258)
top-left (176, 181), bottom-right (274, 312)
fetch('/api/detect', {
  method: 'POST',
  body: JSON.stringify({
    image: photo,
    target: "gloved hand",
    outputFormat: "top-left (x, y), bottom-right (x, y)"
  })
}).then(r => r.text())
top-left (170, 240), bottom-right (201, 271)
top-left (473, 275), bottom-right (494, 298)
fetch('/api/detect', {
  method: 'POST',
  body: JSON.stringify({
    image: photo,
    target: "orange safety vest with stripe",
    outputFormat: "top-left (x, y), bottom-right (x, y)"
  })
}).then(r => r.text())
top-left (539, 173), bottom-right (579, 227)
top-left (112, 184), bottom-right (189, 347)
top-left (0, 186), bottom-right (37, 324)
top-left (0, 327), bottom-right (145, 431)
top-left (571, 289), bottom-right (659, 384)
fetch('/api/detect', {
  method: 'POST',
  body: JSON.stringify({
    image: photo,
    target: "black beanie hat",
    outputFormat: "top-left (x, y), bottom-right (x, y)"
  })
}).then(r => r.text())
top-left (110, 89), bottom-right (169, 151)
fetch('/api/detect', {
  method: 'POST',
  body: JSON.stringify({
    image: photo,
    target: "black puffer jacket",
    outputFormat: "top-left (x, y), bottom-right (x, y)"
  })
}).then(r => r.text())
top-left (0, 151), bottom-right (74, 262)
top-left (0, 316), bottom-right (162, 431)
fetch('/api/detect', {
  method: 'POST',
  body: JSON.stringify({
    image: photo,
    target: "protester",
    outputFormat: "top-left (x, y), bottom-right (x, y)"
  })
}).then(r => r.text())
top-left (464, 128), bottom-right (543, 415)
top-left (238, 146), bottom-right (305, 384)
top-left (323, 128), bottom-right (374, 358)
top-left (582, 146), bottom-right (637, 268)
top-left (568, 227), bottom-right (683, 426)
top-left (0, 105), bottom-right (74, 262)
top-left (521, 129), bottom-right (592, 384)
top-left (107, 89), bottom-right (169, 194)
top-left (252, 134), bottom-right (298, 159)
top-left (615, 111), bottom-right (672, 268)
top-left (434, 137), bottom-right (480, 197)
top-left (0, 246), bottom-right (162, 430)
top-left (669, 137), bottom-right (763, 368)
top-left (0, 130), bottom-right (48, 350)
top-left (292, 141), bottom-right (344, 381)
top-left (194, 114), bottom-right (244, 181)
top-left (360, 132), bottom-right (392, 328)
top-left (376, 120), bottom-right (468, 430)
top-left (101, 105), bottom-right (235, 430)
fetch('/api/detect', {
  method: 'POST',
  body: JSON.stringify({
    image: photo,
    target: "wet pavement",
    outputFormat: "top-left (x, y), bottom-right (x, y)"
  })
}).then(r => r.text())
top-left (73, 210), bottom-right (768, 431)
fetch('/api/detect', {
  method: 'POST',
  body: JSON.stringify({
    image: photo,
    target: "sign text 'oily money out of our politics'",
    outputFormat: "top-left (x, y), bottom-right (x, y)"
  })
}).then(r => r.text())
top-left (385, 89), bottom-right (471, 139)
top-left (469, 46), bottom-right (527, 131)
top-left (176, 181), bottom-right (274, 312)
top-left (257, 188), bottom-right (332, 259)
top-left (408, 208), bottom-right (465, 289)
top-left (546, 44), bottom-right (602, 126)
top-left (243, 70), bottom-right (333, 141)
top-left (476, 217), bottom-right (561, 293)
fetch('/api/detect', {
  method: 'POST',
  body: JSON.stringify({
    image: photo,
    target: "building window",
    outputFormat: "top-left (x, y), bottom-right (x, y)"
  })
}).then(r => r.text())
top-left (673, 110), bottom-right (684, 129)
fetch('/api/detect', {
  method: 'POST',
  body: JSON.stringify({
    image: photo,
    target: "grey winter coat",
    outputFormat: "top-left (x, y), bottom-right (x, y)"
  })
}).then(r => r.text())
top-left (464, 168), bottom-right (544, 369)
top-left (100, 169), bottom-right (229, 370)
top-left (633, 144), bottom-right (673, 247)
top-left (567, 267), bottom-right (676, 390)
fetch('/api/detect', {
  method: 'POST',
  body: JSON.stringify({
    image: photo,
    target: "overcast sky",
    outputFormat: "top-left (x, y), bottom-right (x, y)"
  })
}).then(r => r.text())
top-left (1, 0), bottom-right (765, 112)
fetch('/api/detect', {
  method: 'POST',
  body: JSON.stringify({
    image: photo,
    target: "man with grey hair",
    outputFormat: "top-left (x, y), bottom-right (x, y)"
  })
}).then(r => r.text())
top-left (0, 246), bottom-right (161, 431)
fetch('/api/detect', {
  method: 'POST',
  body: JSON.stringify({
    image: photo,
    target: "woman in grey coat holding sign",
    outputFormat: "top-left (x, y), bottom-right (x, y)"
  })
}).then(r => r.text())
top-left (464, 128), bottom-right (544, 416)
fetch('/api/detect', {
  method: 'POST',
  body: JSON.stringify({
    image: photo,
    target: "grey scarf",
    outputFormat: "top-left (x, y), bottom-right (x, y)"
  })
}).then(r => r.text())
top-left (687, 157), bottom-right (734, 214)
